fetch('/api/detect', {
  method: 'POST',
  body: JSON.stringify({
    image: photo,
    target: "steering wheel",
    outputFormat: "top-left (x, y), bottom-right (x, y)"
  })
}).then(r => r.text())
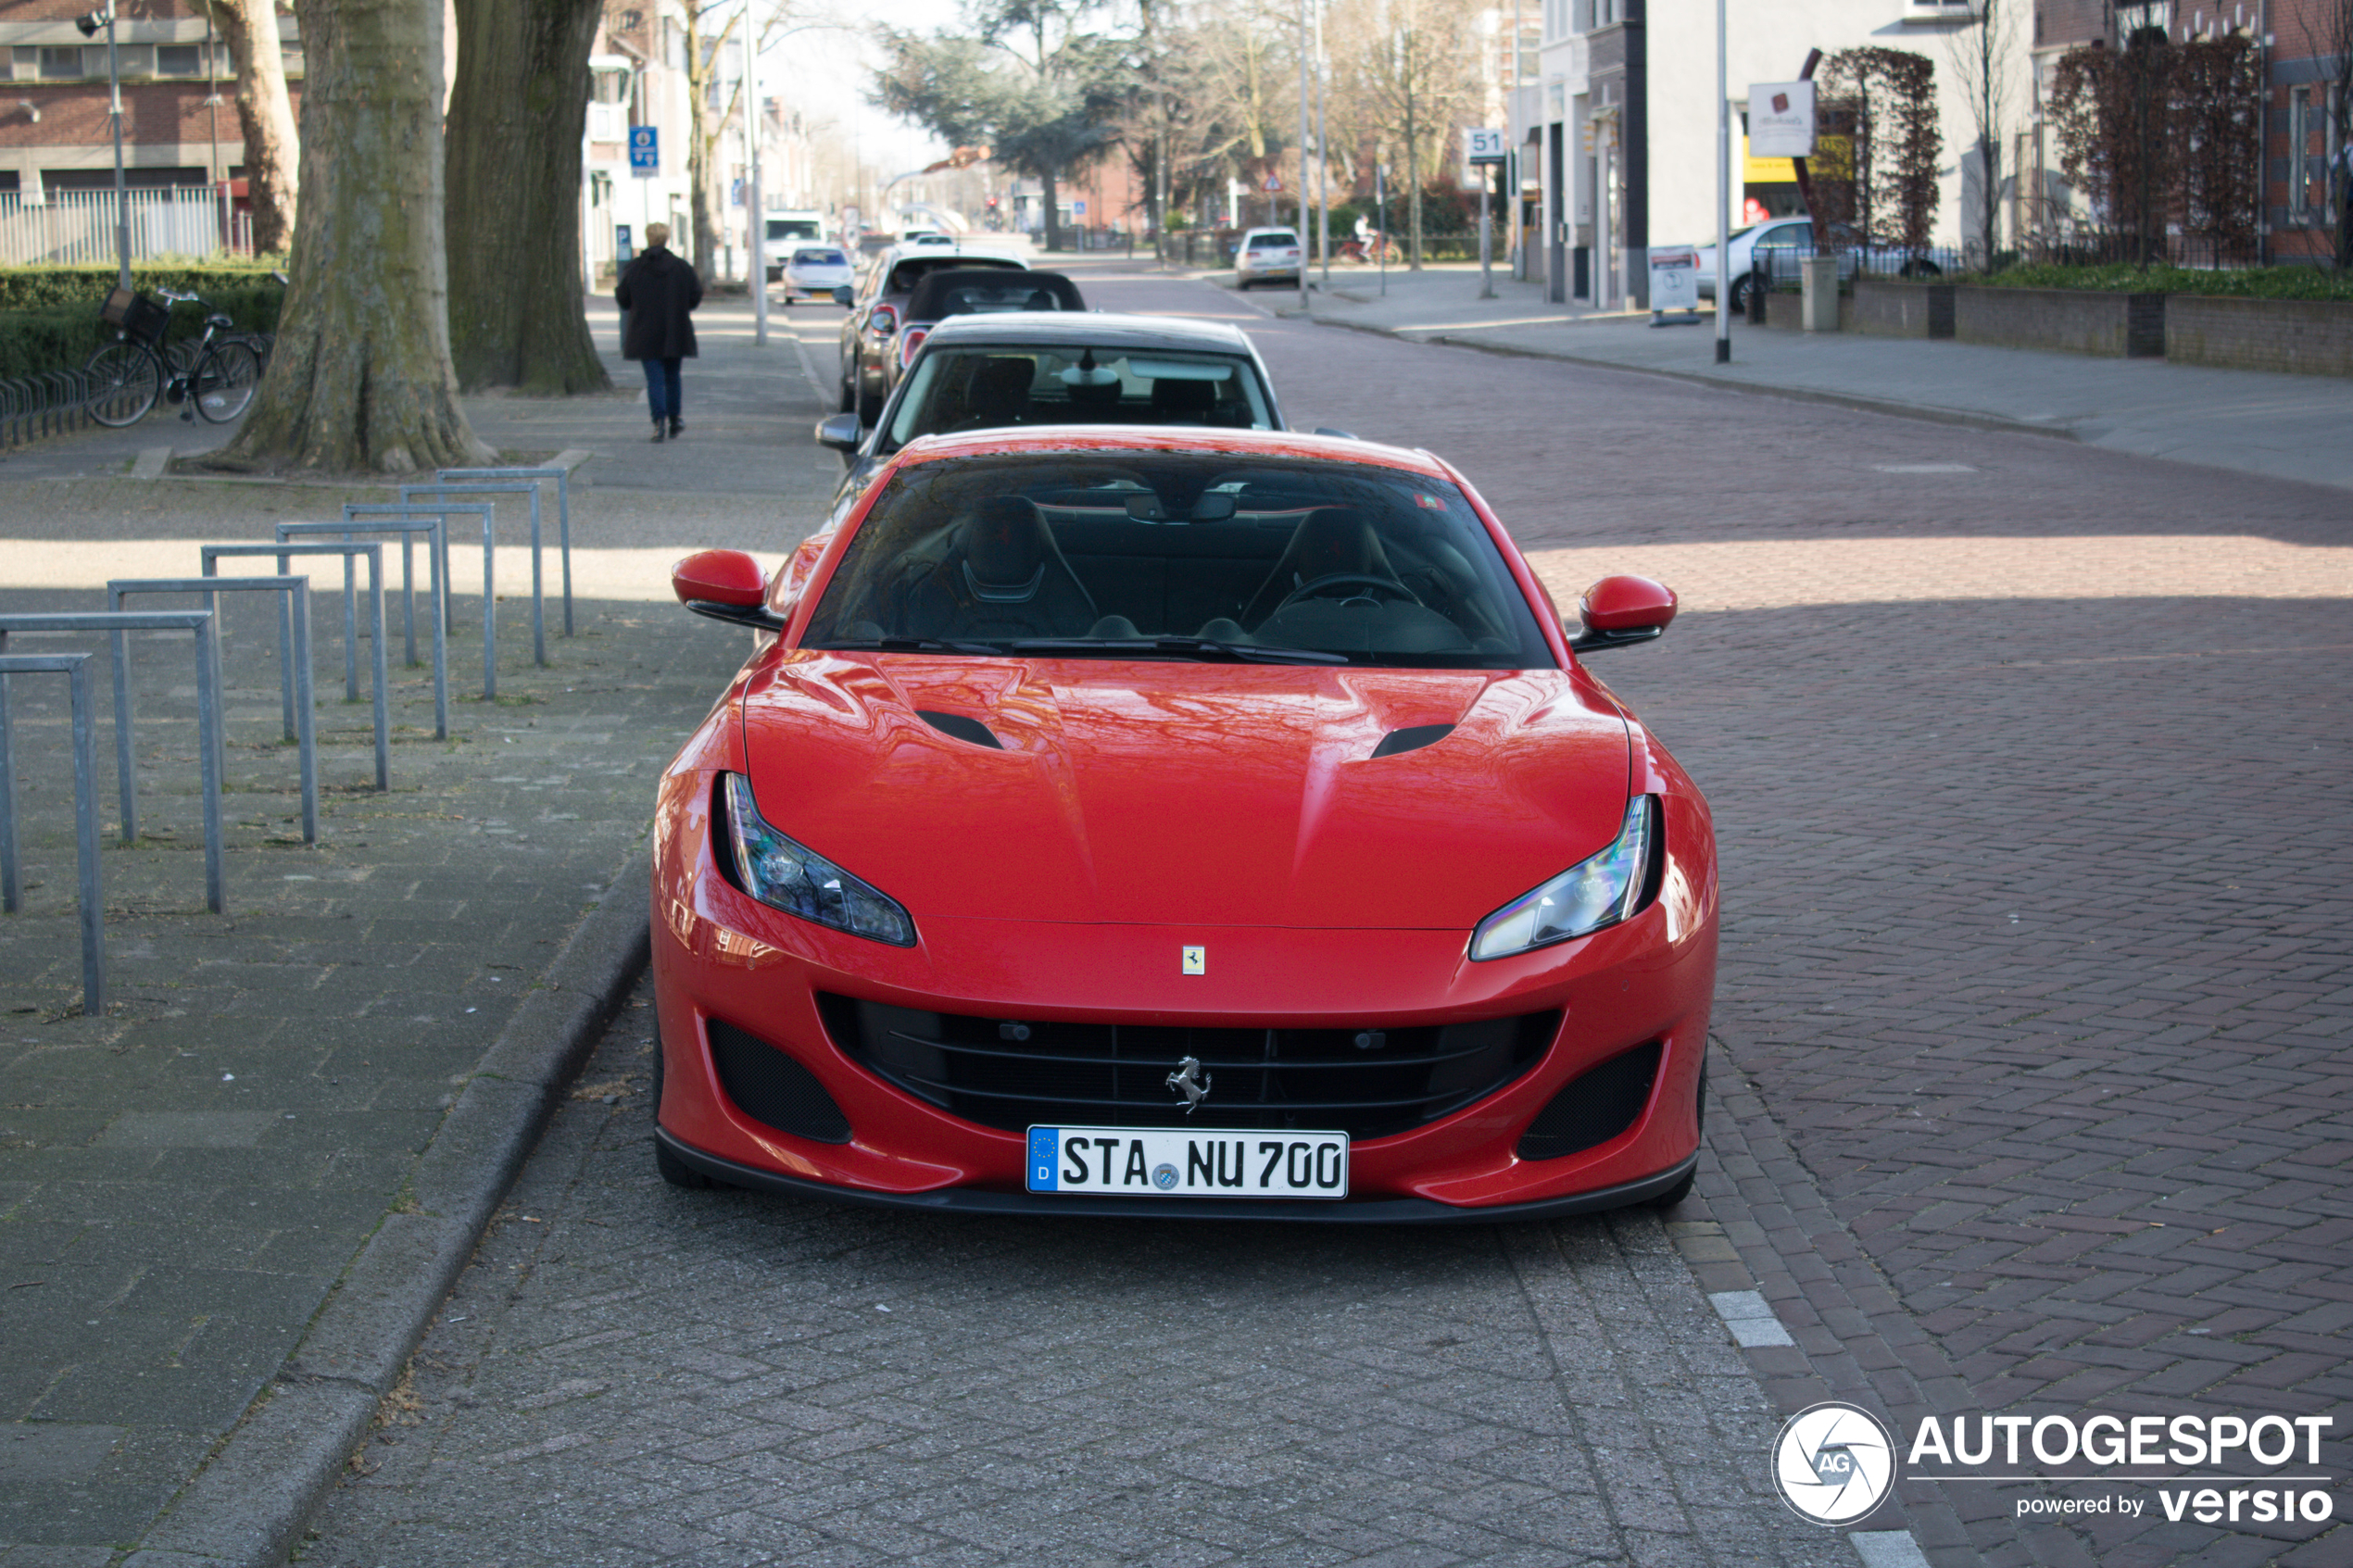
top-left (1272, 572), bottom-right (1421, 615)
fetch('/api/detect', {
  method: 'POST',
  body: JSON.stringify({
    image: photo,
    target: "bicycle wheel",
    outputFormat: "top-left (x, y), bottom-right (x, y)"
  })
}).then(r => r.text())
top-left (192, 338), bottom-right (262, 423)
top-left (83, 341), bottom-right (161, 427)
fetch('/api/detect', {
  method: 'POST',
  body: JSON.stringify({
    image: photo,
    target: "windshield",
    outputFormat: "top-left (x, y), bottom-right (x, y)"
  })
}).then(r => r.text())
top-left (803, 453), bottom-right (1554, 669)
top-left (767, 219), bottom-right (821, 242)
top-left (792, 247), bottom-right (847, 266)
top-left (1249, 232), bottom-right (1299, 248)
top-left (883, 347), bottom-right (1275, 452)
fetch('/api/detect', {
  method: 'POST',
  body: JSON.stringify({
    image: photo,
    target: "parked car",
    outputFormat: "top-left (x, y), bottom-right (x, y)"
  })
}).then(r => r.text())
top-left (1692, 217), bottom-right (1942, 312)
top-left (1235, 226), bottom-right (1303, 289)
top-left (816, 311), bottom-right (1290, 505)
top-left (837, 245), bottom-right (1028, 423)
top-left (654, 427), bottom-right (1712, 1219)
top-left (780, 245), bottom-right (855, 307)
top-left (877, 269), bottom-right (1086, 400)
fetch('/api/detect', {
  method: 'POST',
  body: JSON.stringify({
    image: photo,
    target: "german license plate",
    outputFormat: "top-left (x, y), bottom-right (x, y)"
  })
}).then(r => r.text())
top-left (1026, 1126), bottom-right (1349, 1198)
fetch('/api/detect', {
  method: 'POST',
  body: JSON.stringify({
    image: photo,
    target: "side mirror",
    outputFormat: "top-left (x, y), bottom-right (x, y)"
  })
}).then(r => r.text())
top-left (815, 412), bottom-right (862, 452)
top-left (1568, 574), bottom-right (1677, 655)
top-left (672, 549), bottom-right (786, 630)
top-left (832, 285), bottom-right (853, 306)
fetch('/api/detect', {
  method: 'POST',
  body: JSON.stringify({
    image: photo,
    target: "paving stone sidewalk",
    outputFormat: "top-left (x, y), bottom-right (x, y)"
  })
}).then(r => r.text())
top-left (0, 302), bottom-right (833, 1562)
top-left (1288, 266), bottom-right (2353, 495)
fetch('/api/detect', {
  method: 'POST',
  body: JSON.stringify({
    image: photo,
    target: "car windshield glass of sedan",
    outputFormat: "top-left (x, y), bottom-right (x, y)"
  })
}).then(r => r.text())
top-left (887, 256), bottom-right (1022, 294)
top-left (1249, 232), bottom-right (1298, 249)
top-left (802, 453), bottom-right (1555, 669)
top-left (883, 348), bottom-right (1274, 449)
top-left (793, 247), bottom-right (847, 266)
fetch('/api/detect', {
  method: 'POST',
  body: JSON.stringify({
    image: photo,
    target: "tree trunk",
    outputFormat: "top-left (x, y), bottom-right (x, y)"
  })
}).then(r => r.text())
top-left (1405, 83), bottom-right (1423, 269)
top-left (1041, 166), bottom-right (1061, 252)
top-left (1979, 132), bottom-right (1999, 266)
top-left (209, 0), bottom-right (299, 254)
top-left (445, 0), bottom-right (610, 394)
top-left (212, 0), bottom-right (492, 475)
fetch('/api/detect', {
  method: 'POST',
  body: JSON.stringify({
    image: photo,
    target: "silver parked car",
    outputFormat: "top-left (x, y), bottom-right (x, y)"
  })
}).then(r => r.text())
top-left (780, 245), bottom-right (854, 307)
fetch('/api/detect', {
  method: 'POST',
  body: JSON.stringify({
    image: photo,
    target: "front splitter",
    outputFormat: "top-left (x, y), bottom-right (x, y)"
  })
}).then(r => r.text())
top-left (655, 1127), bottom-right (1696, 1224)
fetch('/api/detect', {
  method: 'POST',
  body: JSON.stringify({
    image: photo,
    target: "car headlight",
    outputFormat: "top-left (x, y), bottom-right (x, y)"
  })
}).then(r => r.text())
top-left (720, 773), bottom-right (915, 947)
top-left (1469, 797), bottom-right (1657, 961)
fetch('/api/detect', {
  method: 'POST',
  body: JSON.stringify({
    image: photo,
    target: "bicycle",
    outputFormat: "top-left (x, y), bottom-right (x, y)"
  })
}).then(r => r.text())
top-left (85, 285), bottom-right (266, 428)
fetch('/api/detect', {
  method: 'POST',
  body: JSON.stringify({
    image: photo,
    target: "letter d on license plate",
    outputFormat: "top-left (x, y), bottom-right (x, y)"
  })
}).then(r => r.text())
top-left (1026, 1126), bottom-right (1348, 1198)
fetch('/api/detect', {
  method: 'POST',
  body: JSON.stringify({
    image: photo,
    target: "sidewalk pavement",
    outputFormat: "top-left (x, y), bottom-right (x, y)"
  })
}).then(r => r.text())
top-left (0, 299), bottom-right (834, 1564)
top-left (1290, 263), bottom-right (2353, 495)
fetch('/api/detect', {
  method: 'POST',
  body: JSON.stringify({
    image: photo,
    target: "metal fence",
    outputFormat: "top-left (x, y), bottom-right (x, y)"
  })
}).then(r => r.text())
top-left (1754, 227), bottom-right (2259, 294)
top-left (0, 187), bottom-right (255, 267)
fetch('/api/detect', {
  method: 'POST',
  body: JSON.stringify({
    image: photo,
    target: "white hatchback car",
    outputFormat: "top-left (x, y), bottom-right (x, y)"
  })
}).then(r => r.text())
top-left (1235, 227), bottom-right (1303, 289)
top-left (781, 245), bottom-right (855, 307)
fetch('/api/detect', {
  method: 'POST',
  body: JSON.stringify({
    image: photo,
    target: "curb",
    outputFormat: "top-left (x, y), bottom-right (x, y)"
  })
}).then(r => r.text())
top-left (125, 843), bottom-right (655, 1568)
top-left (1304, 312), bottom-right (2081, 444)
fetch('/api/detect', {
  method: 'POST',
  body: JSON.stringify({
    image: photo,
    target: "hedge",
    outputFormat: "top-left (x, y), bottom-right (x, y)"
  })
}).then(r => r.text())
top-left (0, 267), bottom-right (283, 380)
top-left (1977, 262), bottom-right (2353, 301)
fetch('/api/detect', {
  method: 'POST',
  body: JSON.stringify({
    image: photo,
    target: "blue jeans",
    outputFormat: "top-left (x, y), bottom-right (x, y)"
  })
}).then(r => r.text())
top-left (641, 357), bottom-right (683, 424)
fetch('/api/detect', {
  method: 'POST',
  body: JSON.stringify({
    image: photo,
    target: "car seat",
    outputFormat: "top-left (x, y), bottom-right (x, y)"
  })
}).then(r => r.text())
top-left (1239, 507), bottom-right (1405, 630)
top-left (900, 495), bottom-right (1098, 640)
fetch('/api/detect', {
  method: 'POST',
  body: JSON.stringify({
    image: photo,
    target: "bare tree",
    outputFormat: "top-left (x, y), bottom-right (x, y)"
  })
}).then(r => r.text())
top-left (444, 0), bottom-right (611, 394)
top-left (195, 0), bottom-right (299, 254)
top-left (212, 0), bottom-right (490, 474)
top-left (1333, 0), bottom-right (1478, 266)
top-left (1944, 0), bottom-right (2014, 268)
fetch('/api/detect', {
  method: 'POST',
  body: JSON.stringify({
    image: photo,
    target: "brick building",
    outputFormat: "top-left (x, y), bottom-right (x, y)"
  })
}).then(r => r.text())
top-left (0, 1), bottom-right (298, 205)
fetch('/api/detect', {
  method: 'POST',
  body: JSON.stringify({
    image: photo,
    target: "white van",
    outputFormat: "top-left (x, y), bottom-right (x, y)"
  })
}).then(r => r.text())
top-left (762, 211), bottom-right (830, 280)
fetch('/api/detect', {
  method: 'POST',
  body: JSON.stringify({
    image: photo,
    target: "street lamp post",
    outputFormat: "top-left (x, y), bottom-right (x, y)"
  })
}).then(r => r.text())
top-left (76, 6), bottom-right (130, 289)
top-left (742, 25), bottom-right (766, 347)
top-left (1296, 0), bottom-right (1310, 314)
top-left (1714, 0), bottom-right (1730, 363)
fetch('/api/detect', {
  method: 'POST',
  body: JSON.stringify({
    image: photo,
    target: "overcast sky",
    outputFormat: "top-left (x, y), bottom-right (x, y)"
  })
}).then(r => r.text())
top-left (762, 0), bottom-right (963, 180)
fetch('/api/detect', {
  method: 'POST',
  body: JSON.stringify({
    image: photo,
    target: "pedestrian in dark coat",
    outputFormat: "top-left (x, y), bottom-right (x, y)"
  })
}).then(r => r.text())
top-left (615, 222), bottom-right (701, 442)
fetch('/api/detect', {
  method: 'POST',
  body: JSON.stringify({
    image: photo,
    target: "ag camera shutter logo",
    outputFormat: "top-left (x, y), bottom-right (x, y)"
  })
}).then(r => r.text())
top-left (1773, 1402), bottom-right (1897, 1523)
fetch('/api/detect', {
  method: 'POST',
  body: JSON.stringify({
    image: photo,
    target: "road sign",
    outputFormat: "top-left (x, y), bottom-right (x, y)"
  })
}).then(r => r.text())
top-left (1073, 198), bottom-right (1088, 217)
top-left (1264, 173), bottom-right (1283, 192)
top-left (628, 126), bottom-right (659, 179)
top-left (1465, 127), bottom-right (1507, 165)
top-left (1648, 246), bottom-right (1700, 311)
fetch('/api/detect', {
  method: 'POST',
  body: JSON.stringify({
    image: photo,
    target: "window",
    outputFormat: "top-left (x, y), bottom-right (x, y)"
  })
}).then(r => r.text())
top-left (156, 44), bottom-right (204, 77)
top-left (113, 44), bottom-right (154, 77)
top-left (39, 46), bottom-right (85, 79)
top-left (2290, 86), bottom-right (2310, 221)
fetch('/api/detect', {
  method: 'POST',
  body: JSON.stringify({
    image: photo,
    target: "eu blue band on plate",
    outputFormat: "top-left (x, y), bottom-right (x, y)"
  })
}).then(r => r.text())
top-left (1027, 1126), bottom-right (1060, 1191)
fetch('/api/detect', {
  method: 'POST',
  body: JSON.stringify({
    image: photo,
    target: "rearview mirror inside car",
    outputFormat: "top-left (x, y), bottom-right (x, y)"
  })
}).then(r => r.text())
top-left (1568, 574), bottom-right (1678, 654)
top-left (815, 413), bottom-right (862, 452)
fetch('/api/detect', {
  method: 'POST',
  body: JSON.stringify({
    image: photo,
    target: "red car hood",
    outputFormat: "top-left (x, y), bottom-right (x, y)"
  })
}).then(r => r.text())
top-left (736, 655), bottom-right (1630, 930)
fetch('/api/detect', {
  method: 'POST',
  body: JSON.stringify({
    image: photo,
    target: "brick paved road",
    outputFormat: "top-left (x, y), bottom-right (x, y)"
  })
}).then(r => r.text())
top-left (299, 269), bottom-right (2347, 1566)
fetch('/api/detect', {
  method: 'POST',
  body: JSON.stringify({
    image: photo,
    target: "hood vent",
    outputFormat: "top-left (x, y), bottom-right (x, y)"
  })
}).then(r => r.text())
top-left (916, 709), bottom-right (1004, 749)
top-left (1369, 723), bottom-right (1453, 759)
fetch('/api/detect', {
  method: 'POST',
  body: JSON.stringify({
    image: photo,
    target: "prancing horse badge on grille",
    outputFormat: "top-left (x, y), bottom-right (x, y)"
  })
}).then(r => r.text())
top-left (1181, 945), bottom-right (1205, 974)
top-left (1165, 1055), bottom-right (1212, 1113)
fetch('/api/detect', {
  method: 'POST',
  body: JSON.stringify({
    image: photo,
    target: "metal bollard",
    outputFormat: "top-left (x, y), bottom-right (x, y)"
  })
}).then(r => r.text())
top-left (201, 544), bottom-right (389, 793)
top-left (0, 611), bottom-right (226, 914)
top-left (112, 577), bottom-right (318, 844)
top-left (0, 652), bottom-right (106, 1014)
top-left (435, 465), bottom-right (578, 637)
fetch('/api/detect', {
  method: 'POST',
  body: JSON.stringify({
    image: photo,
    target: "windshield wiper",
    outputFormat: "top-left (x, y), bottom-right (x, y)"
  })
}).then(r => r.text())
top-left (1006, 636), bottom-right (1353, 666)
top-left (818, 635), bottom-right (1007, 656)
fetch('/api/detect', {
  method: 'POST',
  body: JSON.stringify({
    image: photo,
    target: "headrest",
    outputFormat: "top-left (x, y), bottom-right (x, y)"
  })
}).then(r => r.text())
top-left (962, 495), bottom-right (1049, 599)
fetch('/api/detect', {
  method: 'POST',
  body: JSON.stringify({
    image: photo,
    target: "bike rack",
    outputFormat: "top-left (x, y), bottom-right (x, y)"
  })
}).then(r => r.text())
top-left (336, 503), bottom-right (490, 704)
top-left (200, 545), bottom-right (388, 792)
top-left (0, 610), bottom-right (225, 914)
top-left (435, 466), bottom-right (577, 637)
top-left (0, 652), bottom-right (106, 1014)
top-left (110, 576), bottom-right (317, 844)
top-left (401, 482), bottom-right (553, 669)
top-left (284, 517), bottom-right (448, 740)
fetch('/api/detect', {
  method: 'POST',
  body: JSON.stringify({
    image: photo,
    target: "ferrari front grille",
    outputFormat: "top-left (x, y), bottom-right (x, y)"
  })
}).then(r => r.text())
top-left (816, 994), bottom-right (1557, 1140)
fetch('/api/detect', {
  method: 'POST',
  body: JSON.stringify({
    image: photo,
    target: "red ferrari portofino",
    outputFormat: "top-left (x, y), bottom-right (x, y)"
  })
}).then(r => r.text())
top-left (651, 428), bottom-right (1716, 1220)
